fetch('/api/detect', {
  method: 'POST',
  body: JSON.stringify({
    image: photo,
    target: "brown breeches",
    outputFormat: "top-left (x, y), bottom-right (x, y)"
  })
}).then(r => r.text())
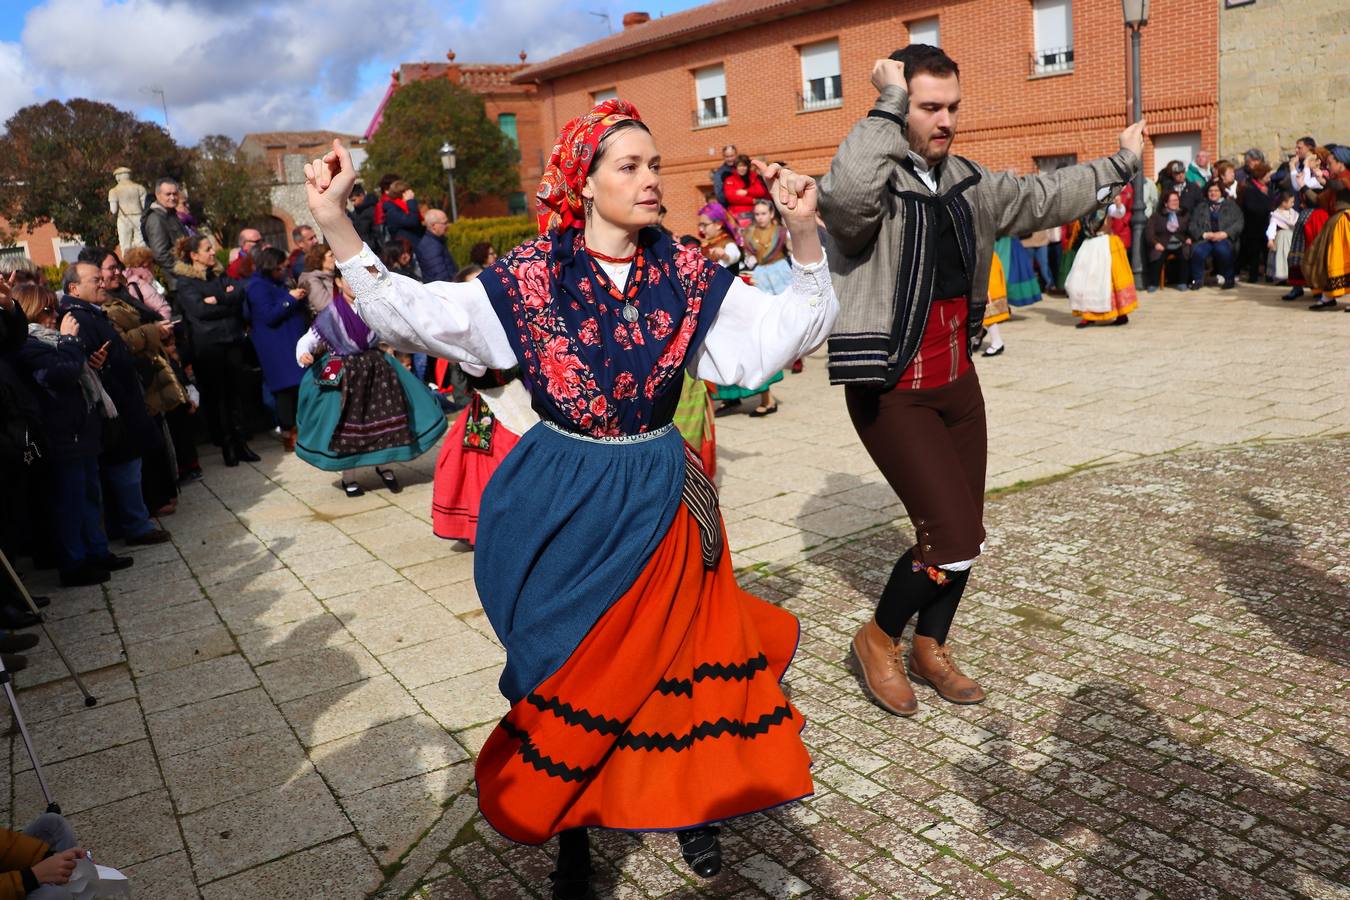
top-left (845, 368), bottom-right (987, 567)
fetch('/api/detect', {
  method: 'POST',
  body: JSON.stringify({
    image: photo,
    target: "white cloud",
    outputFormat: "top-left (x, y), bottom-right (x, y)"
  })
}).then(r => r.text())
top-left (0, 42), bottom-right (39, 124)
top-left (3, 0), bottom-right (611, 143)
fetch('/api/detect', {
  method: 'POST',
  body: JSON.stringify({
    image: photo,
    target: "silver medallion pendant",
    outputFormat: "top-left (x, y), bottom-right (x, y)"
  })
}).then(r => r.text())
top-left (622, 303), bottom-right (640, 323)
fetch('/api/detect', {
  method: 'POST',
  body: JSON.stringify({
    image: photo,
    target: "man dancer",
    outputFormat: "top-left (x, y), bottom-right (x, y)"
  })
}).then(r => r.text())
top-left (818, 45), bottom-right (1144, 715)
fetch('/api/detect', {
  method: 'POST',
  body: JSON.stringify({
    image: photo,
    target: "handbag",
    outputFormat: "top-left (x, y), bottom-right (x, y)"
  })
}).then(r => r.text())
top-left (315, 356), bottom-right (344, 388)
top-left (462, 393), bottom-right (495, 454)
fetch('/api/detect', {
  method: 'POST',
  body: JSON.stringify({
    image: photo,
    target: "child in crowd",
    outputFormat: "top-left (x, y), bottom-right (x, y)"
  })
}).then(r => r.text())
top-left (1266, 191), bottom-right (1298, 284)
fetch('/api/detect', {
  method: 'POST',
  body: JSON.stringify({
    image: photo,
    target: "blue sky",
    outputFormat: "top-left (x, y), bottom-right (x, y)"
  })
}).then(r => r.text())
top-left (0, 0), bottom-right (708, 142)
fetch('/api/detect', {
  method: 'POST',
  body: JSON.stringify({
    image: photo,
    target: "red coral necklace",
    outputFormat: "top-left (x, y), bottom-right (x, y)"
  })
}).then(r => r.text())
top-left (586, 248), bottom-right (645, 323)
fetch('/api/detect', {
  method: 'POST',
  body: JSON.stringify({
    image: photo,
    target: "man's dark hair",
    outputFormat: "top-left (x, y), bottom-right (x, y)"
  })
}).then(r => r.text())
top-left (291, 225), bottom-right (312, 243)
top-left (1297, 136), bottom-right (1315, 149)
top-left (257, 246), bottom-right (288, 274)
top-left (378, 173), bottom-right (401, 193)
top-left (351, 183), bottom-right (366, 198)
top-left (888, 44), bottom-right (959, 80)
top-left (78, 246), bottom-right (118, 267)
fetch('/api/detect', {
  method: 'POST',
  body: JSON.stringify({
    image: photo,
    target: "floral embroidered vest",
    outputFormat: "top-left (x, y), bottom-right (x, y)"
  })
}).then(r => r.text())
top-left (479, 227), bottom-right (734, 437)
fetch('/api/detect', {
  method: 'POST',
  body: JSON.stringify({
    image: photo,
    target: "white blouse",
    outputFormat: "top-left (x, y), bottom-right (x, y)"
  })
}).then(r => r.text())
top-left (335, 243), bottom-right (837, 391)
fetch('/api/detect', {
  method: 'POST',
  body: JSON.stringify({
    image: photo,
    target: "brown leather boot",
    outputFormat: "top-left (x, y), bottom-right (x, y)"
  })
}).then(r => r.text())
top-left (908, 635), bottom-right (985, 704)
top-left (851, 619), bottom-right (917, 716)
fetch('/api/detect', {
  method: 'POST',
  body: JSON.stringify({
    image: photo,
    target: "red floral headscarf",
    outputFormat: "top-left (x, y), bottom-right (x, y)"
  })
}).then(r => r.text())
top-left (536, 99), bottom-right (643, 234)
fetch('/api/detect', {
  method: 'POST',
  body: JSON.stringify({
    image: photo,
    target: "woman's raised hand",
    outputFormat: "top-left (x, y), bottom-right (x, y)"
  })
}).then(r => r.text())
top-left (305, 140), bottom-right (359, 229)
top-left (753, 160), bottom-right (817, 224)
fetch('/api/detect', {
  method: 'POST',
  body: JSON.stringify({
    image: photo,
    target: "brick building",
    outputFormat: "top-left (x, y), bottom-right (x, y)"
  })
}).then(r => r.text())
top-left (366, 52), bottom-right (547, 218)
top-left (241, 130), bottom-right (367, 250)
top-left (514, 0), bottom-right (1217, 236)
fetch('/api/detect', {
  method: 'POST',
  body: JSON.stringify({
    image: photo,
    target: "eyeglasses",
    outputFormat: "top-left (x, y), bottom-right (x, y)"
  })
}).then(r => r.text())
top-left (40, 305), bottom-right (57, 316)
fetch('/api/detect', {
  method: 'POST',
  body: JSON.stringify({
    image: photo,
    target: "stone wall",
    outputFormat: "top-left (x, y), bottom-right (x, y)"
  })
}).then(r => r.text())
top-left (1219, 0), bottom-right (1350, 161)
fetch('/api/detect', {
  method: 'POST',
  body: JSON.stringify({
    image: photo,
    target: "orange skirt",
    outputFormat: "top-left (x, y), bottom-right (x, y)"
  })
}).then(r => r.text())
top-left (476, 504), bottom-right (812, 844)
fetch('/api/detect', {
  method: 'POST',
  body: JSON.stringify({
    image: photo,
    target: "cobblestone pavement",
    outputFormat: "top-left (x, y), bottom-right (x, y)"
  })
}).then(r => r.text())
top-left (4, 284), bottom-right (1348, 898)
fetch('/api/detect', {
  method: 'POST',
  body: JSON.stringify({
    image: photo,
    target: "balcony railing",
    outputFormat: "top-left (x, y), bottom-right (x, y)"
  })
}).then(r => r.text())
top-left (799, 75), bottom-right (843, 111)
top-left (1032, 46), bottom-right (1074, 75)
top-left (692, 98), bottom-right (729, 128)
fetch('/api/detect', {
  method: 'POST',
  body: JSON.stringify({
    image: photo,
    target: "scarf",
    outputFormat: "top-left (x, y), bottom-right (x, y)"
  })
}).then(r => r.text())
top-left (27, 323), bottom-right (117, 418)
top-left (536, 98), bottom-right (643, 234)
top-left (748, 222), bottom-right (786, 264)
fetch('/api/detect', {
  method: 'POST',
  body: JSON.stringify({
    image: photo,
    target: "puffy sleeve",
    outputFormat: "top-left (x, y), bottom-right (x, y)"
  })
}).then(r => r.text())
top-left (688, 252), bottom-right (837, 388)
top-left (336, 244), bottom-right (516, 370)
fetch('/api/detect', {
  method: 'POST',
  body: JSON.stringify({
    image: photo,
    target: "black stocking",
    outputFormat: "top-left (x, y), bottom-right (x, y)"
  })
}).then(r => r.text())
top-left (874, 547), bottom-right (947, 638)
top-left (915, 568), bottom-right (972, 645)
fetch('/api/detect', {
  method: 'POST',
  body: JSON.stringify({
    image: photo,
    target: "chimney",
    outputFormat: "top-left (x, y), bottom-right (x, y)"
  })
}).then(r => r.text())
top-left (622, 11), bottom-right (651, 28)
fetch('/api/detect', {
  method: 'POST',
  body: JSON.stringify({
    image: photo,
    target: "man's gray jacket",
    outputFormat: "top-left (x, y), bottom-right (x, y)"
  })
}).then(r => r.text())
top-left (818, 85), bottom-right (1139, 387)
top-left (141, 203), bottom-right (188, 292)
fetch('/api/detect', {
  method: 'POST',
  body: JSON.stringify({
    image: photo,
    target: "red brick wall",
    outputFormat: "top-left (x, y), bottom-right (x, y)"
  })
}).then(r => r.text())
top-left (532, 0), bottom-right (1216, 237)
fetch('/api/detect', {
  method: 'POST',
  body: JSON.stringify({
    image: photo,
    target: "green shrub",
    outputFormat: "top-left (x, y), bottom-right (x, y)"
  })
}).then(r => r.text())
top-left (42, 263), bottom-right (66, 292)
top-left (445, 215), bottom-right (537, 267)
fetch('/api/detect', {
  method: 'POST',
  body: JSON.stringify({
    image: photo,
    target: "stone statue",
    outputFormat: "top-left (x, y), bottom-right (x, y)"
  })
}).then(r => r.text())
top-left (108, 167), bottom-right (147, 252)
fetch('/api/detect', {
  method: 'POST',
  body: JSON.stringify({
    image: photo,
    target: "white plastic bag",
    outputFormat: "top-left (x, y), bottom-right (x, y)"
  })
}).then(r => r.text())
top-left (1067, 235), bottom-right (1114, 314)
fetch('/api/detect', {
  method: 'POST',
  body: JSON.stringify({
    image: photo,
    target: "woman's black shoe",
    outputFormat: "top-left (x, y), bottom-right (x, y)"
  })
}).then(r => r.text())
top-left (713, 400), bottom-right (741, 418)
top-left (222, 443), bottom-right (240, 467)
top-left (1309, 297), bottom-right (1338, 311)
top-left (551, 828), bottom-right (594, 900)
top-left (0, 605), bottom-right (42, 629)
top-left (58, 564), bottom-right (110, 588)
top-left (235, 442), bottom-right (261, 463)
top-left (1281, 286), bottom-right (1304, 301)
top-left (90, 553), bottom-right (135, 572)
top-left (377, 468), bottom-right (402, 493)
top-left (677, 826), bottom-right (722, 879)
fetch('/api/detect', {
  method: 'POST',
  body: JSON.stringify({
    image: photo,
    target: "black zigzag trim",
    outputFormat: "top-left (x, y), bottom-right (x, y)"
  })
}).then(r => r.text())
top-left (526, 694), bottom-right (625, 735)
top-left (693, 653), bottom-right (769, 682)
top-left (616, 705), bottom-right (795, 752)
top-left (656, 678), bottom-right (693, 697)
top-left (500, 719), bottom-right (598, 783)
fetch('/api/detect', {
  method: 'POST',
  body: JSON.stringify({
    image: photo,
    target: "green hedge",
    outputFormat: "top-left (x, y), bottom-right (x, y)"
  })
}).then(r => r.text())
top-left (445, 216), bottom-right (537, 268)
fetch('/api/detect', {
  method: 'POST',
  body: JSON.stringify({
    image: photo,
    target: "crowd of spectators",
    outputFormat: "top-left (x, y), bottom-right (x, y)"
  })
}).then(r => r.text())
top-left (0, 164), bottom-right (473, 669)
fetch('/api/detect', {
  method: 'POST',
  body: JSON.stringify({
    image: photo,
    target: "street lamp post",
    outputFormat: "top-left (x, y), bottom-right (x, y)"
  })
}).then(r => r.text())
top-left (439, 142), bottom-right (458, 223)
top-left (1123, 0), bottom-right (1149, 288)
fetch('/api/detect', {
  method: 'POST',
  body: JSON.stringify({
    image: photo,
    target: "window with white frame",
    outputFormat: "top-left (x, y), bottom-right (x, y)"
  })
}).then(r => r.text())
top-left (592, 87), bottom-right (617, 103)
top-left (800, 39), bottom-right (842, 110)
top-left (694, 65), bottom-right (728, 127)
top-left (907, 16), bottom-right (939, 47)
top-left (1033, 0), bottom-right (1074, 74)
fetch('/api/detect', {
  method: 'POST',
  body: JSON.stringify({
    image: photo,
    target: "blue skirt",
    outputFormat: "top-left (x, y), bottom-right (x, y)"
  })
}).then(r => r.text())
top-left (295, 352), bottom-right (447, 471)
top-left (475, 423), bottom-right (687, 703)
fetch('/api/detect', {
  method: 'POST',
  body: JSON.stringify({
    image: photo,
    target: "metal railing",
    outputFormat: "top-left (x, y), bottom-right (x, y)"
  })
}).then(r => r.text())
top-left (692, 99), bottom-right (729, 128)
top-left (798, 76), bottom-right (843, 111)
top-left (1032, 46), bottom-right (1074, 75)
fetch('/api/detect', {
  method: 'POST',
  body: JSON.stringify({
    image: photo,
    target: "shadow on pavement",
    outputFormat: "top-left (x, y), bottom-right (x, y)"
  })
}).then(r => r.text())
top-left (960, 680), bottom-right (1348, 898)
top-left (1193, 492), bottom-right (1350, 668)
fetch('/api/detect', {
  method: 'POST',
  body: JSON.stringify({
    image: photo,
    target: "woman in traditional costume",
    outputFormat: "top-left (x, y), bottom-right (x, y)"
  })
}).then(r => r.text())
top-left (293, 274), bottom-right (447, 496)
top-left (700, 202), bottom-right (785, 417)
top-left (980, 250), bottom-right (1009, 357)
top-left (1066, 191), bottom-right (1138, 328)
top-left (431, 363), bottom-right (536, 545)
top-left (1305, 146), bottom-right (1350, 311)
top-left (1304, 179), bottom-right (1350, 312)
top-left (301, 99), bottom-right (833, 898)
top-left (745, 198), bottom-right (793, 294)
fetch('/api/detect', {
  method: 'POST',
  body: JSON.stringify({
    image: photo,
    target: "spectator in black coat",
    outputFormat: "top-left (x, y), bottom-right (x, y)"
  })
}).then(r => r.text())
top-left (1237, 161), bottom-right (1273, 282)
top-left (140, 178), bottom-right (189, 295)
top-left (414, 209), bottom-right (458, 283)
top-left (13, 283), bottom-right (132, 586)
top-left (175, 235), bottom-right (255, 466)
top-left (380, 180), bottom-right (424, 245)
top-left (58, 262), bottom-right (170, 545)
top-left (348, 184), bottom-right (380, 250)
top-left (1143, 191), bottom-right (1191, 291)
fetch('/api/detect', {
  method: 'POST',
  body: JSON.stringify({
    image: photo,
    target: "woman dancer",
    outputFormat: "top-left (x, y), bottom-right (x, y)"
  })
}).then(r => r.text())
top-left (431, 348), bottom-right (536, 544)
top-left (293, 273), bottom-right (447, 495)
top-left (980, 250), bottom-right (1009, 357)
top-left (745, 198), bottom-right (793, 294)
top-left (700, 202), bottom-right (784, 417)
top-left (1067, 191), bottom-right (1138, 328)
top-left (302, 99), bottom-right (833, 898)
